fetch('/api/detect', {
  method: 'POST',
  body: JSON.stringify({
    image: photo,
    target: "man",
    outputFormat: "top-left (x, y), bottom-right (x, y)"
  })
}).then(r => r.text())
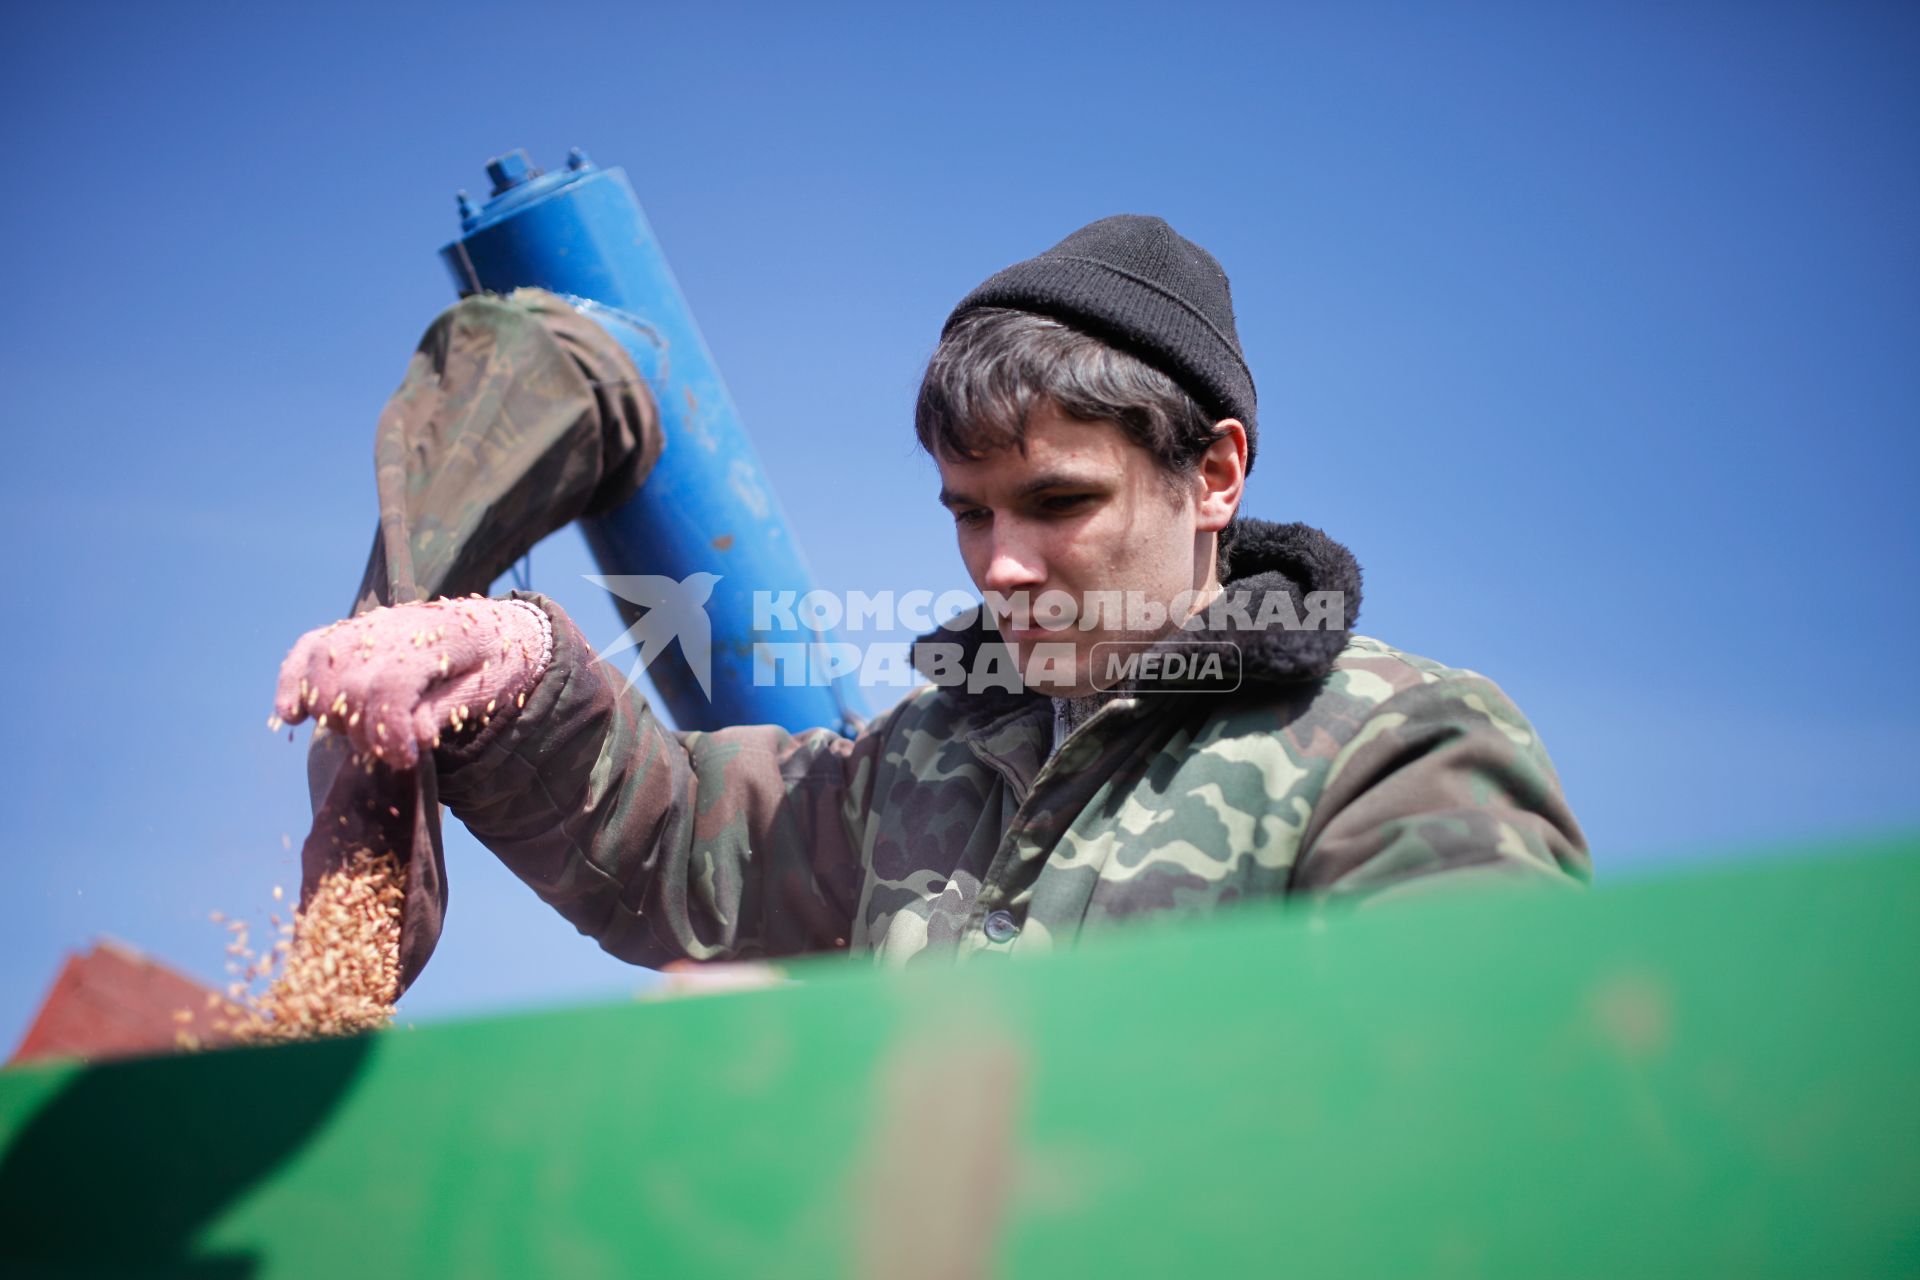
top-left (276, 215), bottom-right (1589, 971)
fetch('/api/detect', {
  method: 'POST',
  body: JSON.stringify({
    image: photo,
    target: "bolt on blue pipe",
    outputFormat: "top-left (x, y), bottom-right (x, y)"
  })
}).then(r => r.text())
top-left (441, 147), bottom-right (866, 735)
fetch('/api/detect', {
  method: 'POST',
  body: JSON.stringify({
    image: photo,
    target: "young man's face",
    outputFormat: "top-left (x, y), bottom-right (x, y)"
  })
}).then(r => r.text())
top-left (936, 402), bottom-right (1230, 698)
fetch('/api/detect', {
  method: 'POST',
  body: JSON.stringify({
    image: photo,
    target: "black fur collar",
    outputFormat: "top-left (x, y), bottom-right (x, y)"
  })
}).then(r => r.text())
top-left (911, 517), bottom-right (1363, 703)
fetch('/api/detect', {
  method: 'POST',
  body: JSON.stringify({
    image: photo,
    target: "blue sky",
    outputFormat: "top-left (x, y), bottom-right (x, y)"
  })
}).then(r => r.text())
top-left (2, 1), bottom-right (1915, 1043)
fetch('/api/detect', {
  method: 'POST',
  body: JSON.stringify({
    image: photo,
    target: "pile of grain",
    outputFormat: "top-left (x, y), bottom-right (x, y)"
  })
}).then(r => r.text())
top-left (184, 847), bottom-right (406, 1047)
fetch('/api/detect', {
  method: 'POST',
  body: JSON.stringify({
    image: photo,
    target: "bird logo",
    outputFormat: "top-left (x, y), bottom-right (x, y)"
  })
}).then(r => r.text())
top-left (586, 572), bottom-right (723, 699)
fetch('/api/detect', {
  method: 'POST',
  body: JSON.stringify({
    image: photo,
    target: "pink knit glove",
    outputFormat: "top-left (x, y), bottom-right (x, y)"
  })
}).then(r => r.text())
top-left (274, 597), bottom-right (554, 769)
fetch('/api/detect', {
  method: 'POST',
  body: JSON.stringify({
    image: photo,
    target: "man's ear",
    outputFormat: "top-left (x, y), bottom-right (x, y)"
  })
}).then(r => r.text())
top-left (1193, 419), bottom-right (1247, 533)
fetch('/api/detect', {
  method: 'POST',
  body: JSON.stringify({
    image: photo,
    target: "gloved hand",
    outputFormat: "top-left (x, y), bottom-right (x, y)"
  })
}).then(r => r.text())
top-left (274, 596), bottom-right (553, 769)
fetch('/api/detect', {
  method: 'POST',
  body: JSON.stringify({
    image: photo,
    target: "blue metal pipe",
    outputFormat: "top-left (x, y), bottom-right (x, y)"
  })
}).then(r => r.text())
top-left (440, 148), bottom-right (864, 735)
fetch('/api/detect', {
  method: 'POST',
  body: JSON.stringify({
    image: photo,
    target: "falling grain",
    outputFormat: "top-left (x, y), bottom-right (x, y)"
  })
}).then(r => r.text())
top-left (210, 847), bottom-right (407, 1045)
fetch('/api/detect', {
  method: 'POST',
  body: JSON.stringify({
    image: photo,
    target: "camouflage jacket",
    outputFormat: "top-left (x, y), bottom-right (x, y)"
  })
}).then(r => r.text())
top-left (436, 520), bottom-right (1590, 967)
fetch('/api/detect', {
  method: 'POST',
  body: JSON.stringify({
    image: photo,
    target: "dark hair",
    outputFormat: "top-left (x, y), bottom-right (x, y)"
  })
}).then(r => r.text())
top-left (915, 308), bottom-right (1226, 480)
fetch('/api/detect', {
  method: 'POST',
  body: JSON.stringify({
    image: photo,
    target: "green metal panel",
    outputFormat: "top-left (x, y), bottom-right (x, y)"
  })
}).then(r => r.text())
top-left (3, 838), bottom-right (1916, 1277)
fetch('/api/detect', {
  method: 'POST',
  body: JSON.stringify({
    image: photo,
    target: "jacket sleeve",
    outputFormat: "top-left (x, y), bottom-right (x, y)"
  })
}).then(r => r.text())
top-left (433, 593), bottom-right (886, 966)
top-left (1290, 673), bottom-right (1591, 906)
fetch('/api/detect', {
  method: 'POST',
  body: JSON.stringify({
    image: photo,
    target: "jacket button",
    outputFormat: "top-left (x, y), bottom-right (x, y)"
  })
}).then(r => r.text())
top-left (983, 910), bottom-right (1020, 944)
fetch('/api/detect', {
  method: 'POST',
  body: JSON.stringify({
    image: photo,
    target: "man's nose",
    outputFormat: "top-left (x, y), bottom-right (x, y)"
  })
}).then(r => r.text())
top-left (980, 523), bottom-right (1047, 594)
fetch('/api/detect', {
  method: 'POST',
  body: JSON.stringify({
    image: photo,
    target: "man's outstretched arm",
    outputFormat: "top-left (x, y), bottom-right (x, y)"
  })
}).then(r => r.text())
top-left (277, 593), bottom-right (883, 969)
top-left (432, 593), bottom-right (882, 965)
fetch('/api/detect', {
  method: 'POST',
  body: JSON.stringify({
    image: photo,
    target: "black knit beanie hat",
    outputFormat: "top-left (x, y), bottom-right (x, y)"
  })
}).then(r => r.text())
top-left (943, 214), bottom-right (1259, 473)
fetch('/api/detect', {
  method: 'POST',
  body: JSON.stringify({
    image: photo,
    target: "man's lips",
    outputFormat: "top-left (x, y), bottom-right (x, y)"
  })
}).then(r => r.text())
top-left (997, 625), bottom-right (1073, 644)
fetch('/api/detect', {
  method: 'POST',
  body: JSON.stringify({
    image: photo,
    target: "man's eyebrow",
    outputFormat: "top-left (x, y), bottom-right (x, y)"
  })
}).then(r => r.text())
top-left (940, 472), bottom-right (1107, 509)
top-left (1014, 471), bottom-right (1105, 499)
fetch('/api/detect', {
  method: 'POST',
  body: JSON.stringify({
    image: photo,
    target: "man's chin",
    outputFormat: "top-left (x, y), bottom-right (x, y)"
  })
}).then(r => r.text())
top-left (1005, 638), bottom-right (1091, 697)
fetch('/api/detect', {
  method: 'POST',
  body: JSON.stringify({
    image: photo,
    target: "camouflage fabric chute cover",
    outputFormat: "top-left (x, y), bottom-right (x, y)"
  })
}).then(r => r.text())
top-left (300, 288), bottom-right (660, 992)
